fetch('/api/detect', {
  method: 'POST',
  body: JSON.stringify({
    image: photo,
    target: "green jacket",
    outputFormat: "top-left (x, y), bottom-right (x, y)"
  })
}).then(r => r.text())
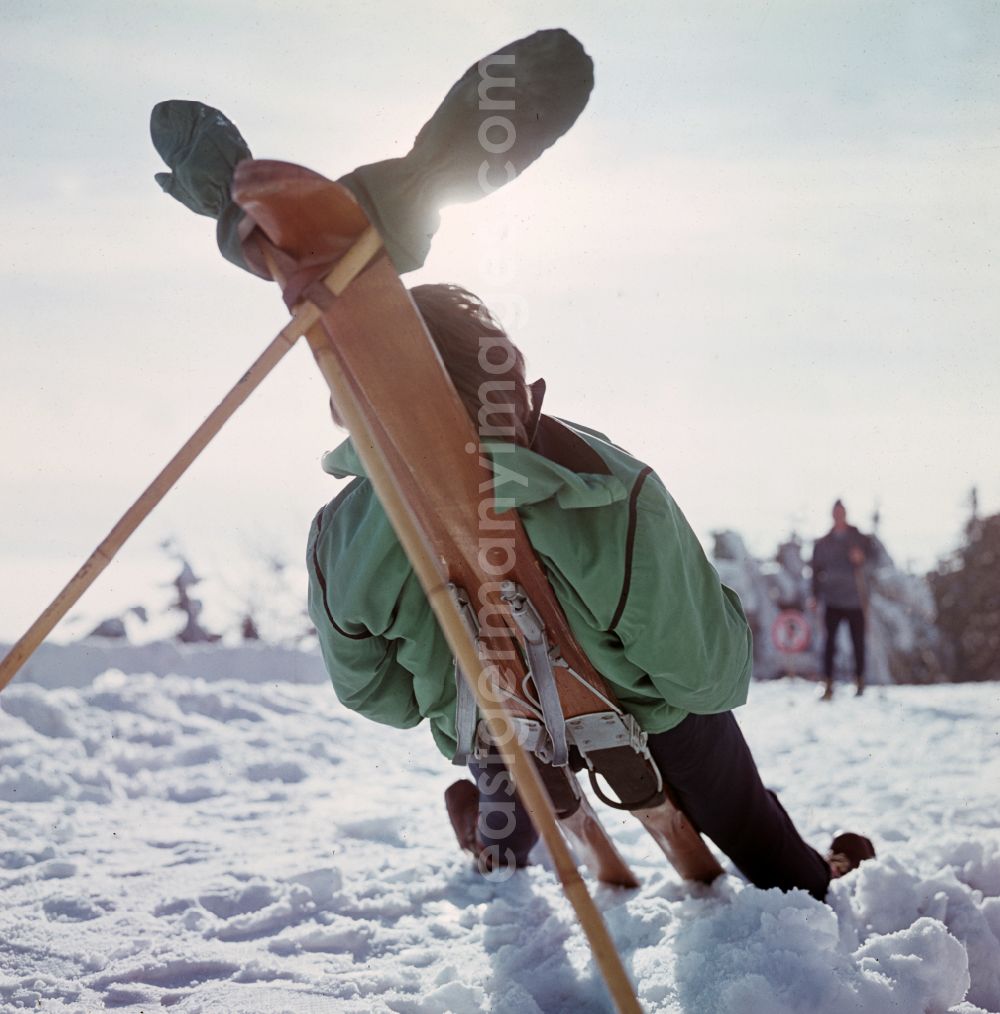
top-left (306, 418), bottom-right (752, 759)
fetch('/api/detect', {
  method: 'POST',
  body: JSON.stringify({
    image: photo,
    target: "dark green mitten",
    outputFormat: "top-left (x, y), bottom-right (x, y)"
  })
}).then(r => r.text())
top-left (150, 100), bottom-right (253, 271)
top-left (338, 28), bottom-right (594, 273)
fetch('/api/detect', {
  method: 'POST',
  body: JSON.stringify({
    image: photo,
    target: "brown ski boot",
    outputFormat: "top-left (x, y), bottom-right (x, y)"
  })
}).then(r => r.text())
top-left (826, 832), bottom-right (876, 878)
top-left (444, 779), bottom-right (535, 874)
top-left (444, 779), bottom-right (480, 857)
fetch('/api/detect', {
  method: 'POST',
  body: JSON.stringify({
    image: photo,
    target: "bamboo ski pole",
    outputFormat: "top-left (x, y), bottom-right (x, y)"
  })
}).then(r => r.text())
top-left (302, 323), bottom-right (643, 1014)
top-left (0, 226), bottom-right (383, 693)
top-left (254, 238), bottom-right (641, 1011)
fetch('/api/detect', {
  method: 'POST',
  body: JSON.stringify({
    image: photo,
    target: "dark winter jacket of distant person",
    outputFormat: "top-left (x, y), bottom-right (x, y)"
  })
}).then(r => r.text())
top-left (811, 524), bottom-right (874, 609)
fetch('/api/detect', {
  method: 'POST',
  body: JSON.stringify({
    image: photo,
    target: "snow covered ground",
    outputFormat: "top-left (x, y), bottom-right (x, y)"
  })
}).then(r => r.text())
top-left (1, 642), bottom-right (998, 1013)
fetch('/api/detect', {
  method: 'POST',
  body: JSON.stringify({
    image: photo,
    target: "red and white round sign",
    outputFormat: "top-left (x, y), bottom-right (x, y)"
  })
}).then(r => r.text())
top-left (771, 610), bottom-right (811, 653)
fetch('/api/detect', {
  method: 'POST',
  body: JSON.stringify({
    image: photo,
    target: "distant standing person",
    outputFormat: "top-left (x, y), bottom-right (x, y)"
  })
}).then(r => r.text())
top-left (809, 500), bottom-right (875, 699)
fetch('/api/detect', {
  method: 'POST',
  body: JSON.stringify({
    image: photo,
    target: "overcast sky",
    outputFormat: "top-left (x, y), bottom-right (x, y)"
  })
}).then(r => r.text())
top-left (2, 1), bottom-right (998, 641)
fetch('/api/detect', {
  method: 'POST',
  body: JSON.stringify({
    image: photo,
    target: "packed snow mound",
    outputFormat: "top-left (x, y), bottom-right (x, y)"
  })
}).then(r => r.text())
top-left (4, 638), bottom-right (327, 690)
top-left (1, 648), bottom-right (998, 1012)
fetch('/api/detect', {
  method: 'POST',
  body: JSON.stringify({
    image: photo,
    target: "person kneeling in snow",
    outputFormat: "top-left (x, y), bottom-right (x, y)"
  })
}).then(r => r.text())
top-left (306, 283), bottom-right (874, 900)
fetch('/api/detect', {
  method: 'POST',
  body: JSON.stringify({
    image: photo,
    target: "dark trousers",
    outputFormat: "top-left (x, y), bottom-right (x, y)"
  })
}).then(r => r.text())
top-left (469, 711), bottom-right (831, 900)
top-left (822, 605), bottom-right (866, 681)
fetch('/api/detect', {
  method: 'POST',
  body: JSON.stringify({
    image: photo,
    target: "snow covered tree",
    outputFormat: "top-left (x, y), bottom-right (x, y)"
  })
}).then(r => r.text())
top-left (930, 499), bottom-right (1000, 682)
top-left (162, 541), bottom-right (221, 644)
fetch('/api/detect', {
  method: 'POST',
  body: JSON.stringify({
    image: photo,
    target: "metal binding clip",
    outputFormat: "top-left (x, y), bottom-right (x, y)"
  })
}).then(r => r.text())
top-left (500, 581), bottom-right (570, 766)
top-left (448, 583), bottom-right (481, 765)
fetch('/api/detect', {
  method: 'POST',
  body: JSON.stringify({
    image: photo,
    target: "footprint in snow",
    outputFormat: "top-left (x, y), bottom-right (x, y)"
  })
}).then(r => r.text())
top-left (198, 878), bottom-right (282, 918)
top-left (244, 760), bottom-right (307, 783)
top-left (339, 816), bottom-right (410, 847)
top-left (43, 895), bottom-right (112, 922)
top-left (0, 845), bottom-right (56, 869)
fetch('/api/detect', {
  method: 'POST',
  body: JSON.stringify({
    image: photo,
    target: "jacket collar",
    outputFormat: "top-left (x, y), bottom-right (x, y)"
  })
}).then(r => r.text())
top-left (321, 418), bottom-right (628, 511)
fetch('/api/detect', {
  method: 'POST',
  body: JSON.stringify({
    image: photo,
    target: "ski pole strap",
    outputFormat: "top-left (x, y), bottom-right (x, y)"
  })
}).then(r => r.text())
top-left (501, 581), bottom-right (570, 766)
top-left (448, 583), bottom-right (480, 765)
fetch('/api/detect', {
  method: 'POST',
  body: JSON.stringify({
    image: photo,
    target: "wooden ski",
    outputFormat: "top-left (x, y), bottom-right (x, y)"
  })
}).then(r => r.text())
top-left (234, 161), bottom-right (723, 887)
